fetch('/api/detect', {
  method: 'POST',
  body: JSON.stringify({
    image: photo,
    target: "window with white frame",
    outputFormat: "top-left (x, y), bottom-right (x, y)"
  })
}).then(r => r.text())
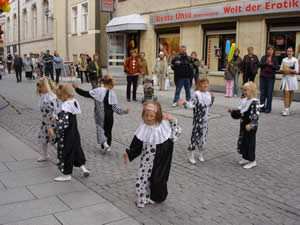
top-left (6, 18), bottom-right (10, 42)
top-left (22, 9), bottom-right (28, 40)
top-left (82, 3), bottom-right (88, 32)
top-left (13, 14), bottom-right (17, 42)
top-left (43, 0), bottom-right (49, 35)
top-left (32, 5), bottom-right (37, 37)
top-left (72, 6), bottom-right (78, 33)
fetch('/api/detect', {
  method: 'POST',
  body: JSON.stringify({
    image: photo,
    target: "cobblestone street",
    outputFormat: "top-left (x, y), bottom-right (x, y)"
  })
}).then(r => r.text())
top-left (1, 75), bottom-right (300, 225)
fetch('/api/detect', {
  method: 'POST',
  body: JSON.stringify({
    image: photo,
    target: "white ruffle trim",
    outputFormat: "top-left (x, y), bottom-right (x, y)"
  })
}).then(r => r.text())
top-left (40, 93), bottom-right (57, 106)
top-left (195, 91), bottom-right (212, 106)
top-left (239, 98), bottom-right (259, 113)
top-left (58, 99), bottom-right (81, 115)
top-left (89, 87), bottom-right (118, 104)
top-left (135, 120), bottom-right (172, 145)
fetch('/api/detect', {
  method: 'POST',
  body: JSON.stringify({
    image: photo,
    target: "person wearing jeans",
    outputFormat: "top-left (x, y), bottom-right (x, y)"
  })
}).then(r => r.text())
top-left (259, 45), bottom-right (279, 113)
top-left (54, 52), bottom-right (63, 83)
top-left (231, 48), bottom-right (243, 96)
top-left (124, 49), bottom-right (142, 101)
top-left (171, 45), bottom-right (193, 107)
top-left (42, 50), bottom-right (54, 81)
top-left (13, 53), bottom-right (23, 83)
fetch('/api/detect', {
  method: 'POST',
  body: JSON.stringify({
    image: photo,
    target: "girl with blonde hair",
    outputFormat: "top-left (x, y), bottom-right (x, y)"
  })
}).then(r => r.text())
top-left (36, 77), bottom-right (58, 162)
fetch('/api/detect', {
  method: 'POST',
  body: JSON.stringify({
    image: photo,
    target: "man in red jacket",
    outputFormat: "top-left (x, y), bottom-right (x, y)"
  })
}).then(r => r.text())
top-left (124, 49), bottom-right (142, 102)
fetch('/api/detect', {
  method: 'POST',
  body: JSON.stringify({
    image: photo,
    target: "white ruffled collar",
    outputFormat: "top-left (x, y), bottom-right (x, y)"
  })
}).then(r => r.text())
top-left (135, 120), bottom-right (171, 145)
top-left (195, 91), bottom-right (211, 106)
top-left (40, 93), bottom-right (57, 106)
top-left (58, 99), bottom-right (81, 115)
top-left (239, 98), bottom-right (258, 113)
top-left (89, 87), bottom-right (118, 105)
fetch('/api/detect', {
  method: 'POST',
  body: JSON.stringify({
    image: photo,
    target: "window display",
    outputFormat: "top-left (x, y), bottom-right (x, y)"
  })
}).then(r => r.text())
top-left (158, 34), bottom-right (180, 64)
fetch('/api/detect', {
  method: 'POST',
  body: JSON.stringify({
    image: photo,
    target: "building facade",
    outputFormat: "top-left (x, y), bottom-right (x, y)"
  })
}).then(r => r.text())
top-left (107, 0), bottom-right (300, 92)
top-left (53, 0), bottom-right (109, 66)
top-left (4, 0), bottom-right (54, 57)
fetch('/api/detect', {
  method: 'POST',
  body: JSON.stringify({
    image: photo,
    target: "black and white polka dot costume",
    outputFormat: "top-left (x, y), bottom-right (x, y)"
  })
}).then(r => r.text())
top-left (126, 119), bottom-right (181, 204)
top-left (184, 91), bottom-right (213, 152)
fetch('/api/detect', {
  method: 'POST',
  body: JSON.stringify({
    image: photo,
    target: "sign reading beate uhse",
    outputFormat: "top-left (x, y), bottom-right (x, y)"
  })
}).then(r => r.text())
top-left (150, 0), bottom-right (300, 25)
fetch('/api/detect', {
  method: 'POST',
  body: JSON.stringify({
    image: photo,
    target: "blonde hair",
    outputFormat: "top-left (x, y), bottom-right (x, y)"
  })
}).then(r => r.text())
top-left (56, 83), bottom-right (74, 100)
top-left (102, 75), bottom-right (115, 89)
top-left (196, 77), bottom-right (209, 91)
top-left (36, 77), bottom-right (57, 95)
top-left (142, 101), bottom-right (163, 124)
top-left (243, 81), bottom-right (257, 98)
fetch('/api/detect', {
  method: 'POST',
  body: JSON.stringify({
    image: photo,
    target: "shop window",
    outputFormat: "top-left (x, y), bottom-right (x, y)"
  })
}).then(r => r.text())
top-left (108, 33), bottom-right (126, 66)
top-left (203, 23), bottom-right (236, 72)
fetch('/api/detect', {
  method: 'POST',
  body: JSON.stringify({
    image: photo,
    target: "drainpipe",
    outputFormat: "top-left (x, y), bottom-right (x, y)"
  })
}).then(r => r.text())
top-left (17, 0), bottom-right (20, 55)
top-left (65, 0), bottom-right (69, 61)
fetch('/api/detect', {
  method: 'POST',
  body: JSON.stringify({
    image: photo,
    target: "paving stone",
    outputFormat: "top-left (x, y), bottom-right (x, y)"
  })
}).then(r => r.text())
top-left (0, 162), bottom-right (9, 173)
top-left (4, 159), bottom-right (53, 171)
top-left (4, 215), bottom-right (62, 225)
top-left (27, 180), bottom-right (87, 199)
top-left (0, 151), bottom-right (16, 163)
top-left (55, 203), bottom-right (132, 225)
top-left (104, 217), bottom-right (140, 225)
top-left (57, 189), bottom-right (106, 209)
top-left (0, 187), bottom-right (35, 205)
top-left (0, 197), bottom-right (68, 224)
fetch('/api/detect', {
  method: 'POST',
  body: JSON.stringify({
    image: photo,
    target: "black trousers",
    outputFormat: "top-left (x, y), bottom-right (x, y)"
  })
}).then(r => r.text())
top-left (127, 75), bottom-right (138, 100)
top-left (104, 111), bottom-right (114, 146)
top-left (45, 67), bottom-right (54, 80)
top-left (79, 71), bottom-right (89, 83)
top-left (55, 69), bottom-right (61, 83)
top-left (7, 63), bottom-right (12, 73)
top-left (243, 72), bottom-right (256, 84)
top-left (15, 68), bottom-right (22, 82)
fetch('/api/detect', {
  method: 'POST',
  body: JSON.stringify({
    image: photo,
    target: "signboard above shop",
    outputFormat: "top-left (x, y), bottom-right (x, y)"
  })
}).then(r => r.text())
top-left (101, 0), bottom-right (114, 12)
top-left (150, 0), bottom-right (300, 25)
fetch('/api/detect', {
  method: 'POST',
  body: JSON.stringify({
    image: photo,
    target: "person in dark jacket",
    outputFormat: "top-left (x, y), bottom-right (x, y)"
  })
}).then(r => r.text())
top-left (241, 47), bottom-right (259, 84)
top-left (87, 53), bottom-right (102, 89)
top-left (6, 52), bottom-right (13, 74)
top-left (259, 45), bottom-right (279, 113)
top-left (231, 48), bottom-right (243, 96)
top-left (13, 53), bottom-right (23, 83)
top-left (42, 50), bottom-right (54, 81)
top-left (190, 51), bottom-right (200, 88)
top-left (171, 45), bottom-right (193, 107)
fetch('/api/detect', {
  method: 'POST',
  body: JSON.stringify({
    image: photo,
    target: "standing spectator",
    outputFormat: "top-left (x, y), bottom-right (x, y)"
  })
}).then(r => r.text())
top-left (138, 52), bottom-right (149, 87)
top-left (124, 49), bottom-right (142, 102)
top-left (54, 52), bottom-right (63, 83)
top-left (241, 47), bottom-right (259, 84)
top-left (87, 53), bottom-right (102, 89)
top-left (190, 51), bottom-right (200, 87)
top-left (231, 48), bottom-right (243, 97)
top-left (167, 50), bottom-right (177, 66)
top-left (154, 51), bottom-right (168, 91)
top-left (0, 57), bottom-right (4, 80)
top-left (24, 56), bottom-right (33, 80)
top-left (42, 50), bottom-right (54, 80)
top-left (199, 59), bottom-right (208, 79)
top-left (13, 53), bottom-right (23, 83)
top-left (6, 51), bottom-right (13, 74)
top-left (280, 47), bottom-right (299, 116)
top-left (259, 45), bottom-right (279, 113)
top-left (171, 45), bottom-right (192, 107)
top-left (78, 54), bottom-right (89, 84)
top-left (224, 63), bottom-right (235, 98)
top-left (38, 52), bottom-right (45, 77)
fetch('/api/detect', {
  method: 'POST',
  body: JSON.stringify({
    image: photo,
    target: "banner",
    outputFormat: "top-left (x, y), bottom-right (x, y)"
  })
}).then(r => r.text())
top-left (101, 0), bottom-right (114, 12)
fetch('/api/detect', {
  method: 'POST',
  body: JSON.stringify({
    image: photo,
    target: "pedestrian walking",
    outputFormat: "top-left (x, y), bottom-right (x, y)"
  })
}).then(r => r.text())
top-left (24, 56), bottom-right (33, 80)
top-left (231, 48), bottom-right (243, 96)
top-left (124, 49), bottom-right (142, 102)
top-left (37, 52), bottom-right (44, 78)
top-left (198, 59), bottom-right (208, 79)
top-left (54, 52), bottom-right (63, 83)
top-left (228, 81), bottom-right (260, 169)
top-left (190, 51), bottom-right (200, 87)
top-left (36, 77), bottom-right (58, 162)
top-left (77, 54), bottom-right (89, 84)
top-left (280, 47), bottom-right (299, 116)
top-left (87, 53), bottom-right (102, 89)
top-left (224, 63), bottom-right (235, 97)
top-left (13, 53), bottom-right (23, 83)
top-left (6, 51), bottom-right (13, 74)
top-left (241, 47), bottom-right (259, 84)
top-left (138, 52), bottom-right (149, 88)
top-left (123, 101), bottom-right (181, 208)
top-left (259, 45), bottom-right (279, 113)
top-left (154, 51), bottom-right (168, 91)
top-left (171, 45), bottom-right (193, 107)
top-left (48, 83), bottom-right (90, 182)
top-left (72, 75), bottom-right (129, 153)
top-left (0, 57), bottom-right (4, 80)
top-left (42, 50), bottom-right (54, 80)
top-left (177, 78), bottom-right (214, 164)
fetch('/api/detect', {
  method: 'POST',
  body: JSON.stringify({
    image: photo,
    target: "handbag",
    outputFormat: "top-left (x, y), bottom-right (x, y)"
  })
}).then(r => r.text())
top-left (164, 77), bottom-right (170, 90)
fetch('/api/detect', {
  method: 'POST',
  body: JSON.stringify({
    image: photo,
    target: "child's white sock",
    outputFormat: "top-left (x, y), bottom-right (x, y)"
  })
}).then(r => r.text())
top-left (80, 165), bottom-right (90, 177)
top-left (37, 144), bottom-right (48, 162)
top-left (54, 175), bottom-right (71, 182)
top-left (188, 151), bottom-right (196, 164)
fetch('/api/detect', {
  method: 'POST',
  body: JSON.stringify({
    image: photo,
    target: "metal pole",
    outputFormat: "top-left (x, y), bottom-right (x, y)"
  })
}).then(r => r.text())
top-left (17, 0), bottom-right (21, 56)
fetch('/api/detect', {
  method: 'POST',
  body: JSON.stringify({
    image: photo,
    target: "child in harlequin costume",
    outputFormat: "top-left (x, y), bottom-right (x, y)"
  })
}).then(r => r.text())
top-left (48, 83), bottom-right (90, 182)
top-left (36, 77), bottom-right (58, 162)
top-left (123, 101), bottom-right (181, 208)
top-left (228, 82), bottom-right (260, 169)
top-left (177, 78), bottom-right (215, 164)
top-left (72, 75), bottom-right (130, 153)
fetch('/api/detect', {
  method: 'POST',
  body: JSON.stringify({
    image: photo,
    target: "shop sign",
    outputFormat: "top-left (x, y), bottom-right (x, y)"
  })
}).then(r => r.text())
top-left (101, 0), bottom-right (114, 12)
top-left (150, 0), bottom-right (300, 25)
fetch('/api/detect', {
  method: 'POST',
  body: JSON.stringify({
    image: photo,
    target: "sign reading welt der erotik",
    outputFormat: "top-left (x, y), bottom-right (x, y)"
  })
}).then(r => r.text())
top-left (150, 0), bottom-right (300, 25)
